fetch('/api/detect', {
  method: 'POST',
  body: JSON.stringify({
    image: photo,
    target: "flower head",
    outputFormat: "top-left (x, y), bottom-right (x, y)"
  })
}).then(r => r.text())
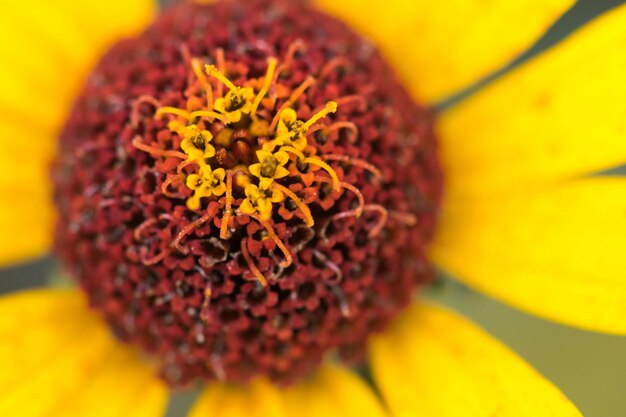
top-left (1, 0), bottom-right (619, 415)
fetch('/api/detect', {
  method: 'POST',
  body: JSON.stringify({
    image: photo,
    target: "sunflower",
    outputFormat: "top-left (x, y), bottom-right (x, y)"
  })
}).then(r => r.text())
top-left (1, 0), bottom-right (623, 416)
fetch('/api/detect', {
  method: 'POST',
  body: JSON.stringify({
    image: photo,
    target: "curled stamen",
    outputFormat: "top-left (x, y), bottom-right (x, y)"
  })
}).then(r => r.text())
top-left (131, 95), bottom-right (161, 128)
top-left (340, 181), bottom-right (365, 217)
top-left (269, 76), bottom-right (316, 131)
top-left (303, 157), bottom-right (340, 192)
top-left (313, 250), bottom-right (343, 284)
top-left (219, 170), bottom-right (234, 239)
top-left (318, 56), bottom-right (351, 81)
top-left (320, 203), bottom-right (389, 240)
top-left (335, 94), bottom-right (367, 111)
top-left (161, 175), bottom-right (187, 199)
top-left (241, 238), bottom-right (268, 286)
top-left (132, 136), bottom-right (187, 160)
top-left (140, 247), bottom-right (170, 266)
top-left (363, 204), bottom-right (389, 237)
top-left (326, 121), bottom-right (359, 143)
top-left (155, 106), bottom-right (191, 120)
top-left (244, 212), bottom-right (293, 268)
top-left (322, 154), bottom-right (382, 180)
top-left (278, 39), bottom-right (305, 75)
top-left (133, 218), bottom-right (158, 241)
top-left (389, 211), bottom-right (418, 226)
top-left (176, 159), bottom-right (199, 176)
top-left (170, 212), bottom-right (213, 254)
top-left (251, 57), bottom-right (278, 118)
top-left (271, 183), bottom-right (314, 227)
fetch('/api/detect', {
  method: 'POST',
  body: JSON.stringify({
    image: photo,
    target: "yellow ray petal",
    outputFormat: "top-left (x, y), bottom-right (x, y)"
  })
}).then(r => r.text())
top-left (431, 177), bottom-right (626, 335)
top-left (370, 302), bottom-right (583, 417)
top-left (438, 3), bottom-right (626, 197)
top-left (0, 289), bottom-right (168, 417)
top-left (0, 1), bottom-right (155, 266)
top-left (188, 366), bottom-right (387, 417)
top-left (313, 0), bottom-right (573, 104)
top-left (282, 366), bottom-right (388, 417)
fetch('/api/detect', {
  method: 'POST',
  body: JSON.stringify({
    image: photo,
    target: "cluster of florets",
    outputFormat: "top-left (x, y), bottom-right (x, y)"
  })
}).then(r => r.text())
top-left (133, 47), bottom-right (392, 285)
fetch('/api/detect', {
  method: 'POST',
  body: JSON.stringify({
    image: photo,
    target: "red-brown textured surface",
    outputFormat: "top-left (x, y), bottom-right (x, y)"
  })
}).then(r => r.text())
top-left (52, 0), bottom-right (442, 385)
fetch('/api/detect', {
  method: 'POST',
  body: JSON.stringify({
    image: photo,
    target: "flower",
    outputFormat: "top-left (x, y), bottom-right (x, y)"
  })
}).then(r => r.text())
top-left (185, 164), bottom-right (227, 210)
top-left (2, 0), bottom-right (624, 416)
top-left (180, 124), bottom-right (216, 162)
top-left (239, 183), bottom-right (284, 221)
top-left (248, 149), bottom-right (291, 189)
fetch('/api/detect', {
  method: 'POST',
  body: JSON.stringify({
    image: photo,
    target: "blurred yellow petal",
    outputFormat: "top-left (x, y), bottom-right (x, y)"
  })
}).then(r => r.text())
top-left (431, 177), bottom-right (626, 335)
top-left (313, 0), bottom-right (573, 103)
top-left (0, 0), bottom-right (155, 266)
top-left (438, 3), bottom-right (626, 198)
top-left (0, 289), bottom-right (168, 417)
top-left (283, 366), bottom-right (387, 417)
top-left (370, 302), bottom-right (583, 417)
top-left (188, 365), bottom-right (387, 417)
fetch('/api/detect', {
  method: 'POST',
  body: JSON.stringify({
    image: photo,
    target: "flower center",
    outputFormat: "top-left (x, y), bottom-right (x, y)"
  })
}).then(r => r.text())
top-left (52, 0), bottom-right (443, 386)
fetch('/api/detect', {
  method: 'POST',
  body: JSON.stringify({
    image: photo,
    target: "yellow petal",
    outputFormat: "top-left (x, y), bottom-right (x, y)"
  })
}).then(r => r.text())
top-left (188, 378), bottom-right (287, 417)
top-left (283, 366), bottom-right (388, 417)
top-left (0, 289), bottom-right (168, 417)
top-left (370, 302), bottom-right (583, 417)
top-left (0, 0), bottom-right (155, 266)
top-left (313, 0), bottom-right (573, 103)
top-left (438, 3), bottom-right (626, 197)
top-left (188, 366), bottom-right (386, 417)
top-left (431, 177), bottom-right (626, 335)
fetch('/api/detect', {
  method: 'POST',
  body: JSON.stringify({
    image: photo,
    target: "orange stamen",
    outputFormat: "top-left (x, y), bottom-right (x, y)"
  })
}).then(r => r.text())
top-left (131, 95), bottom-right (161, 128)
top-left (326, 121), bottom-right (359, 143)
top-left (303, 157), bottom-right (340, 192)
top-left (220, 170), bottom-right (234, 239)
top-left (363, 204), bottom-right (389, 237)
top-left (161, 175), bottom-right (186, 199)
top-left (251, 57), bottom-right (278, 118)
top-left (132, 136), bottom-right (187, 159)
top-left (335, 94), bottom-right (366, 110)
top-left (191, 58), bottom-right (214, 109)
top-left (189, 109), bottom-right (229, 124)
top-left (171, 212), bottom-right (213, 254)
top-left (245, 212), bottom-right (293, 268)
top-left (278, 145), bottom-right (305, 159)
top-left (269, 76), bottom-right (316, 131)
top-left (155, 106), bottom-right (191, 120)
top-left (319, 56), bottom-right (351, 81)
top-left (389, 211), bottom-right (418, 226)
top-left (241, 238), bottom-right (268, 286)
top-left (272, 183), bottom-right (314, 227)
top-left (140, 247), bottom-right (170, 266)
top-left (215, 48), bottom-right (226, 97)
top-left (322, 154), bottom-right (382, 180)
top-left (278, 39), bottom-right (305, 75)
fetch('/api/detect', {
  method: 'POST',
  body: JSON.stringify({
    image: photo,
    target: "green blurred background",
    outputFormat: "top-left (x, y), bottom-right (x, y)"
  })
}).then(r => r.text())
top-left (1, 1), bottom-right (624, 416)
